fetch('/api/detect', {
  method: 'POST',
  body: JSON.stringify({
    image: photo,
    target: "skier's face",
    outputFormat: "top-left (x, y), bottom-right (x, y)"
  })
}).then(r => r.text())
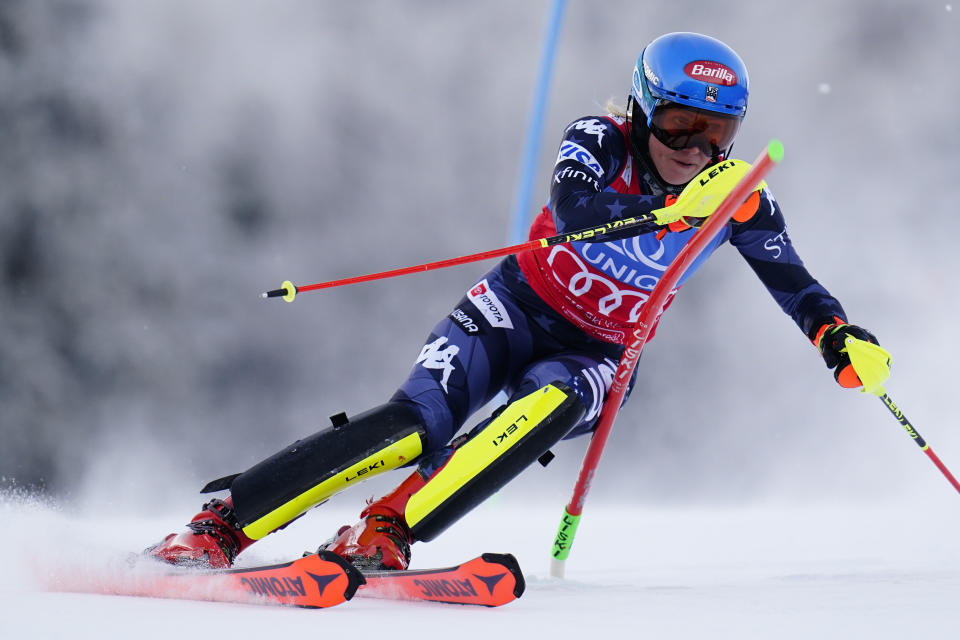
top-left (647, 132), bottom-right (710, 186)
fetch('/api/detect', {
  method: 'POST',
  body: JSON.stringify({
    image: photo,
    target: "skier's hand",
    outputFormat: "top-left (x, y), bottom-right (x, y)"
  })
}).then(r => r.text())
top-left (650, 158), bottom-right (767, 228)
top-left (814, 321), bottom-right (891, 393)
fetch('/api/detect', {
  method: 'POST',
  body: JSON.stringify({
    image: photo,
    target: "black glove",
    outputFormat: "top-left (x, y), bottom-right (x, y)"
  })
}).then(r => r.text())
top-left (813, 321), bottom-right (883, 388)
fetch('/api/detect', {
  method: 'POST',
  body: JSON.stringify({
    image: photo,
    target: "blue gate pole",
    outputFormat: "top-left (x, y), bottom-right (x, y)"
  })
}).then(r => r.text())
top-left (508, 0), bottom-right (567, 244)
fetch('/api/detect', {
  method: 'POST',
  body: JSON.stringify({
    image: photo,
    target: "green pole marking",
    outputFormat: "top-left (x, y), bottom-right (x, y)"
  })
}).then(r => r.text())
top-left (551, 507), bottom-right (582, 561)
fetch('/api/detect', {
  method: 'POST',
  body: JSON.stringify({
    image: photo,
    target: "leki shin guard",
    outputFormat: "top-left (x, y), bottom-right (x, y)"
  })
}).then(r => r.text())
top-left (202, 402), bottom-right (428, 540)
top-left (405, 382), bottom-right (585, 542)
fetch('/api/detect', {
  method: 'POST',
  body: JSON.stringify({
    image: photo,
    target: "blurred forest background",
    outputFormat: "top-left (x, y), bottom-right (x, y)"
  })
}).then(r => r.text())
top-left (2, 0), bottom-right (958, 511)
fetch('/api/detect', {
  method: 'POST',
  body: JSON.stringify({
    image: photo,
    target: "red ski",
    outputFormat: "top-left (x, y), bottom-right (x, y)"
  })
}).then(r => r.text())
top-left (45, 552), bottom-right (524, 608)
top-left (358, 553), bottom-right (524, 607)
top-left (47, 550), bottom-right (363, 609)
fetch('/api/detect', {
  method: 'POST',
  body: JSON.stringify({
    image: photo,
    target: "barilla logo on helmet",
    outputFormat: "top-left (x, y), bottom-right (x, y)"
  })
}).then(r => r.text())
top-left (683, 60), bottom-right (738, 86)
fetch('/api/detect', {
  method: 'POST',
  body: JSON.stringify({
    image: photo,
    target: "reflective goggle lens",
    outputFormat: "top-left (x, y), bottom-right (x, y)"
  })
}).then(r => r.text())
top-left (648, 103), bottom-right (741, 156)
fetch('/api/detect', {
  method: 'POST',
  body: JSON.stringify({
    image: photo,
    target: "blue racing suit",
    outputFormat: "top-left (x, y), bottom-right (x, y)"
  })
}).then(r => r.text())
top-left (393, 114), bottom-right (846, 454)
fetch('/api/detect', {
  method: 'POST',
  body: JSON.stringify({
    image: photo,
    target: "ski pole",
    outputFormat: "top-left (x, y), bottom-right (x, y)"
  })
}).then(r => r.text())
top-left (876, 391), bottom-right (960, 494)
top-left (549, 140), bottom-right (785, 578)
top-left (842, 336), bottom-right (960, 495)
top-left (261, 215), bottom-right (658, 302)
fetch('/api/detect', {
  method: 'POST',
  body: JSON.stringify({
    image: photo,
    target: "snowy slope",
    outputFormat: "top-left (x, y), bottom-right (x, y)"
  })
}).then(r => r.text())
top-left (3, 491), bottom-right (958, 640)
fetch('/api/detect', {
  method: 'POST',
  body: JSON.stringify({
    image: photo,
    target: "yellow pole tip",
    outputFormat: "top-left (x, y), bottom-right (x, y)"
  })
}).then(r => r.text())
top-left (281, 280), bottom-right (297, 303)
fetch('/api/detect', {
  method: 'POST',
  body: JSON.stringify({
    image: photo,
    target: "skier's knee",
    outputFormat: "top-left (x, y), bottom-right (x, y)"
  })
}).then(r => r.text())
top-left (516, 355), bottom-right (618, 426)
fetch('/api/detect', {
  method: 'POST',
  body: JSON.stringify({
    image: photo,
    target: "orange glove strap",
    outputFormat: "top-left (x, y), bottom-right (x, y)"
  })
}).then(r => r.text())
top-left (732, 190), bottom-right (762, 223)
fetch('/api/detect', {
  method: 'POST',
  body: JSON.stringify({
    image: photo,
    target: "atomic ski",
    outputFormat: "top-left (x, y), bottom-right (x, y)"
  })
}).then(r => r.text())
top-left (357, 552), bottom-right (524, 607)
top-left (46, 551), bottom-right (524, 608)
top-left (48, 550), bottom-right (363, 609)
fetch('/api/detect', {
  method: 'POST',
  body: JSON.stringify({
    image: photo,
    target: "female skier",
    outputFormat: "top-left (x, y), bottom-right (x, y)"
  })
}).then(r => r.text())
top-left (148, 32), bottom-right (888, 570)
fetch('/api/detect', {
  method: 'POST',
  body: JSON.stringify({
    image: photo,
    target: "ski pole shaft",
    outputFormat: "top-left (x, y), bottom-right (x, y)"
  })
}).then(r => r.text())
top-left (877, 392), bottom-right (960, 494)
top-left (262, 215), bottom-right (656, 302)
top-left (550, 140), bottom-right (785, 577)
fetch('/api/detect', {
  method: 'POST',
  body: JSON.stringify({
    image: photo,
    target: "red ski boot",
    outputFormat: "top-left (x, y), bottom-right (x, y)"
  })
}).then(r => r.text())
top-left (146, 497), bottom-right (256, 569)
top-left (321, 471), bottom-right (426, 570)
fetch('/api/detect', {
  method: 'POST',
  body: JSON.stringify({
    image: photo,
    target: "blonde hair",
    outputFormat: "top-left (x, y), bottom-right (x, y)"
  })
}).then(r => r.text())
top-left (604, 98), bottom-right (628, 119)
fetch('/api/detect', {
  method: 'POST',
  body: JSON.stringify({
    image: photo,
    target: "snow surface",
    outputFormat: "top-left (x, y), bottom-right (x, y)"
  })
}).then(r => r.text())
top-left (2, 491), bottom-right (958, 639)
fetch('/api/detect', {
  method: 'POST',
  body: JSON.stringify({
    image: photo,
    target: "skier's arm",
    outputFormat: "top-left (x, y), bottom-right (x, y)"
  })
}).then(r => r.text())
top-left (730, 192), bottom-right (890, 388)
top-left (549, 118), bottom-right (666, 235)
top-left (729, 190), bottom-right (848, 338)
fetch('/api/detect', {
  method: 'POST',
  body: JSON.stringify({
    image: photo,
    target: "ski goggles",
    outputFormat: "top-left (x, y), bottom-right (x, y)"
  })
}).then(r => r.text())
top-left (647, 102), bottom-right (742, 157)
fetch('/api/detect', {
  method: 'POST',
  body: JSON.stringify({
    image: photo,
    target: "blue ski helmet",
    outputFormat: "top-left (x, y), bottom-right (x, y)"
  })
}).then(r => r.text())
top-left (632, 32), bottom-right (749, 120)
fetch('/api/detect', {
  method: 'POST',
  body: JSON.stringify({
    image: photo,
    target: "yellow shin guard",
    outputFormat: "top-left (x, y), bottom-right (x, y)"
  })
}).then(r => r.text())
top-left (405, 383), bottom-right (585, 542)
top-left (214, 403), bottom-right (427, 540)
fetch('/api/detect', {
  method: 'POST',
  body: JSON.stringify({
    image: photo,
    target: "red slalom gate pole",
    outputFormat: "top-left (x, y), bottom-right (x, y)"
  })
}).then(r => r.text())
top-left (549, 140), bottom-right (785, 577)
